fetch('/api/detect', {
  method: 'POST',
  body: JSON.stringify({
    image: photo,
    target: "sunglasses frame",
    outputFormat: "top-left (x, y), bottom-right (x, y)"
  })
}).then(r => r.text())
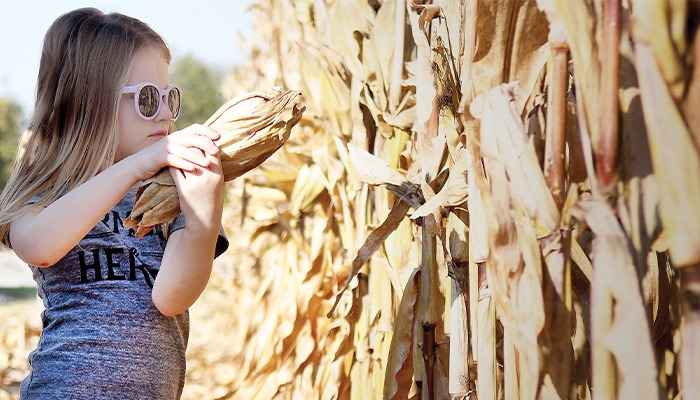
top-left (121, 82), bottom-right (182, 121)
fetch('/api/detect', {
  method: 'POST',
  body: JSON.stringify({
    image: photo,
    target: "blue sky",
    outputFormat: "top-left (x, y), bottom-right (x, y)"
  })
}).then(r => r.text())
top-left (0, 0), bottom-right (256, 114)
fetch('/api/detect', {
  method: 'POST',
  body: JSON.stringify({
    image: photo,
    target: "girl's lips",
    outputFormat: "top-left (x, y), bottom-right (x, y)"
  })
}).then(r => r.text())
top-left (148, 131), bottom-right (167, 138)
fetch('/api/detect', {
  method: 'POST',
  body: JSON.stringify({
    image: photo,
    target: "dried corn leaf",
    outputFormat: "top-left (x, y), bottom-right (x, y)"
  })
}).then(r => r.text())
top-left (473, 83), bottom-right (559, 234)
top-left (631, 0), bottom-right (688, 102)
top-left (634, 42), bottom-right (700, 267)
top-left (348, 144), bottom-right (425, 210)
top-left (327, 0), bottom-right (374, 79)
top-left (289, 164), bottom-right (328, 216)
top-left (124, 88), bottom-right (305, 237)
top-left (573, 199), bottom-right (659, 398)
top-left (327, 198), bottom-right (411, 317)
top-left (465, 0), bottom-right (550, 112)
top-left (470, 83), bottom-right (551, 399)
top-left (348, 143), bottom-right (408, 187)
top-left (411, 151), bottom-right (467, 219)
top-left (298, 43), bottom-right (352, 134)
top-left (406, 1), bottom-right (435, 140)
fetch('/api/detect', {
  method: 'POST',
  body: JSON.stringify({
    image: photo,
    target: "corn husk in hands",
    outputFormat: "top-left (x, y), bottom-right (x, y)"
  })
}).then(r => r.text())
top-left (124, 88), bottom-right (305, 238)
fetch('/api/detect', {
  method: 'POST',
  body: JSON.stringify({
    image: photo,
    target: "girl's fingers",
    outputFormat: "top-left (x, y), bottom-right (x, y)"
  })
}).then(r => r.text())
top-left (166, 155), bottom-right (197, 172)
top-left (195, 125), bottom-right (220, 141)
top-left (205, 151), bottom-right (222, 169)
top-left (194, 136), bottom-right (219, 156)
top-left (166, 148), bottom-right (222, 171)
top-left (164, 141), bottom-right (213, 167)
top-left (156, 125), bottom-right (223, 175)
top-left (168, 132), bottom-right (219, 156)
top-left (174, 124), bottom-right (220, 142)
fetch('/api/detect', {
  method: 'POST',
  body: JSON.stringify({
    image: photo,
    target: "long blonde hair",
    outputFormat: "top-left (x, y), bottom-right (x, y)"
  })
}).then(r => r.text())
top-left (0, 8), bottom-right (171, 248)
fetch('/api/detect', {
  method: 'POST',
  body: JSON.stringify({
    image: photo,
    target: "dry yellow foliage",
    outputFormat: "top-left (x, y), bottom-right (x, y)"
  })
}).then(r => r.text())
top-left (213, 0), bottom-right (696, 398)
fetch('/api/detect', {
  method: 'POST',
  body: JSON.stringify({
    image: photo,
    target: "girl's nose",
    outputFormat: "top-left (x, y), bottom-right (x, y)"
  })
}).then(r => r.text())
top-left (156, 94), bottom-right (175, 122)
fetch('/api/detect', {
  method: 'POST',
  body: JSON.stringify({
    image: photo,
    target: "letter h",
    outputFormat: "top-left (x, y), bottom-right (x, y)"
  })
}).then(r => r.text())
top-left (79, 249), bottom-right (103, 283)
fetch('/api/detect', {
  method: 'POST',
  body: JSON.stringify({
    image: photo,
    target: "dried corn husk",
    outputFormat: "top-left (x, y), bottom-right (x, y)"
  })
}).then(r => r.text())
top-left (124, 88), bottom-right (305, 237)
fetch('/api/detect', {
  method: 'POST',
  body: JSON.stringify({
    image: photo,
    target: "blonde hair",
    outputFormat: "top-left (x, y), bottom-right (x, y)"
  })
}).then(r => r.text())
top-left (0, 8), bottom-right (171, 248)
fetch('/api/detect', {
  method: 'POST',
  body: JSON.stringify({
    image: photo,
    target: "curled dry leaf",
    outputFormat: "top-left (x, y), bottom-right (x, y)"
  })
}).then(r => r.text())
top-left (348, 143), bottom-right (425, 210)
top-left (411, 151), bottom-right (468, 219)
top-left (124, 88), bottom-right (305, 238)
top-left (348, 143), bottom-right (409, 187)
top-left (327, 198), bottom-right (411, 317)
top-left (410, 3), bottom-right (442, 38)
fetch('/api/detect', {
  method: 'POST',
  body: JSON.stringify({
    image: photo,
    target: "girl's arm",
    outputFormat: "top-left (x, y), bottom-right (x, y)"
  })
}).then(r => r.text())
top-left (10, 125), bottom-right (220, 267)
top-left (152, 151), bottom-right (225, 316)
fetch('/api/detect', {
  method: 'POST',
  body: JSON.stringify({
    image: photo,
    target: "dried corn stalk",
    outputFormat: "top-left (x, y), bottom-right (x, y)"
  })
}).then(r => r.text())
top-left (180, 0), bottom-right (696, 399)
top-left (124, 88), bottom-right (305, 237)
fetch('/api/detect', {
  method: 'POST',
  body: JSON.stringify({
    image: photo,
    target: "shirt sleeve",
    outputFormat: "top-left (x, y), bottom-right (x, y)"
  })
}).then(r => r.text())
top-left (167, 215), bottom-right (229, 259)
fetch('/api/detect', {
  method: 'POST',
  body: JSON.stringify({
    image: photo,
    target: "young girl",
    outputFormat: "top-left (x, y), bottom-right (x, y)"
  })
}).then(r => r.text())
top-left (0, 8), bottom-right (228, 399)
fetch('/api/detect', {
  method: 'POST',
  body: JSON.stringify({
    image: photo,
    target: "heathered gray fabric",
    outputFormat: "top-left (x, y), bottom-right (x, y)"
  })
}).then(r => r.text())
top-left (19, 187), bottom-right (228, 399)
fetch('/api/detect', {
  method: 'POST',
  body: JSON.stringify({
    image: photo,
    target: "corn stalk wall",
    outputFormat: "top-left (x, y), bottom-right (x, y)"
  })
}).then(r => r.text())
top-left (216, 0), bottom-right (699, 398)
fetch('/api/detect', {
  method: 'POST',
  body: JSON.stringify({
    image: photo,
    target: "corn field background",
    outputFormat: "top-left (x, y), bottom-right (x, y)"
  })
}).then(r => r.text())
top-left (2, 0), bottom-right (700, 399)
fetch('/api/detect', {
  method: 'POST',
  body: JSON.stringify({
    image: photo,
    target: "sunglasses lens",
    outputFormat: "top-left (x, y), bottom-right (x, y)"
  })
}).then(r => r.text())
top-left (168, 87), bottom-right (181, 119)
top-left (138, 85), bottom-right (160, 118)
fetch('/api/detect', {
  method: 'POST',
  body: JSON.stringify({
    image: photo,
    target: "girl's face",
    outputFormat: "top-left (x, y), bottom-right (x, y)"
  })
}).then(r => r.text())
top-left (116, 46), bottom-right (174, 161)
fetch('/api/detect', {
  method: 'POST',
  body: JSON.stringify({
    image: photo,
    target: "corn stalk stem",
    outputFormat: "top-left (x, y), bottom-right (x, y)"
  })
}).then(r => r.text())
top-left (681, 264), bottom-right (700, 399)
top-left (449, 272), bottom-right (470, 398)
top-left (542, 231), bottom-right (573, 397)
top-left (544, 29), bottom-right (569, 209)
top-left (596, 0), bottom-right (621, 191)
top-left (448, 0), bottom-right (477, 395)
top-left (460, 4), bottom-right (481, 394)
top-left (448, 213), bottom-right (471, 398)
top-left (591, 265), bottom-right (616, 398)
top-left (420, 216), bottom-right (439, 400)
top-left (423, 325), bottom-right (437, 400)
top-left (389, 0), bottom-right (406, 111)
top-left (459, 0), bottom-right (477, 105)
top-left (504, 331), bottom-right (517, 400)
top-left (476, 261), bottom-right (497, 400)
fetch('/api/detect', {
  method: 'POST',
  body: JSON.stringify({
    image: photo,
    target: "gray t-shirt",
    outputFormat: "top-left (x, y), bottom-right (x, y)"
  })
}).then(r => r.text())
top-left (20, 187), bottom-right (228, 399)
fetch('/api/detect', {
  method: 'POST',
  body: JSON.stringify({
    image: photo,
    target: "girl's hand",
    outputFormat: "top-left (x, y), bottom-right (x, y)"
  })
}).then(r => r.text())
top-left (154, 150), bottom-right (224, 316)
top-left (129, 124), bottom-right (221, 180)
top-left (169, 150), bottom-right (225, 233)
